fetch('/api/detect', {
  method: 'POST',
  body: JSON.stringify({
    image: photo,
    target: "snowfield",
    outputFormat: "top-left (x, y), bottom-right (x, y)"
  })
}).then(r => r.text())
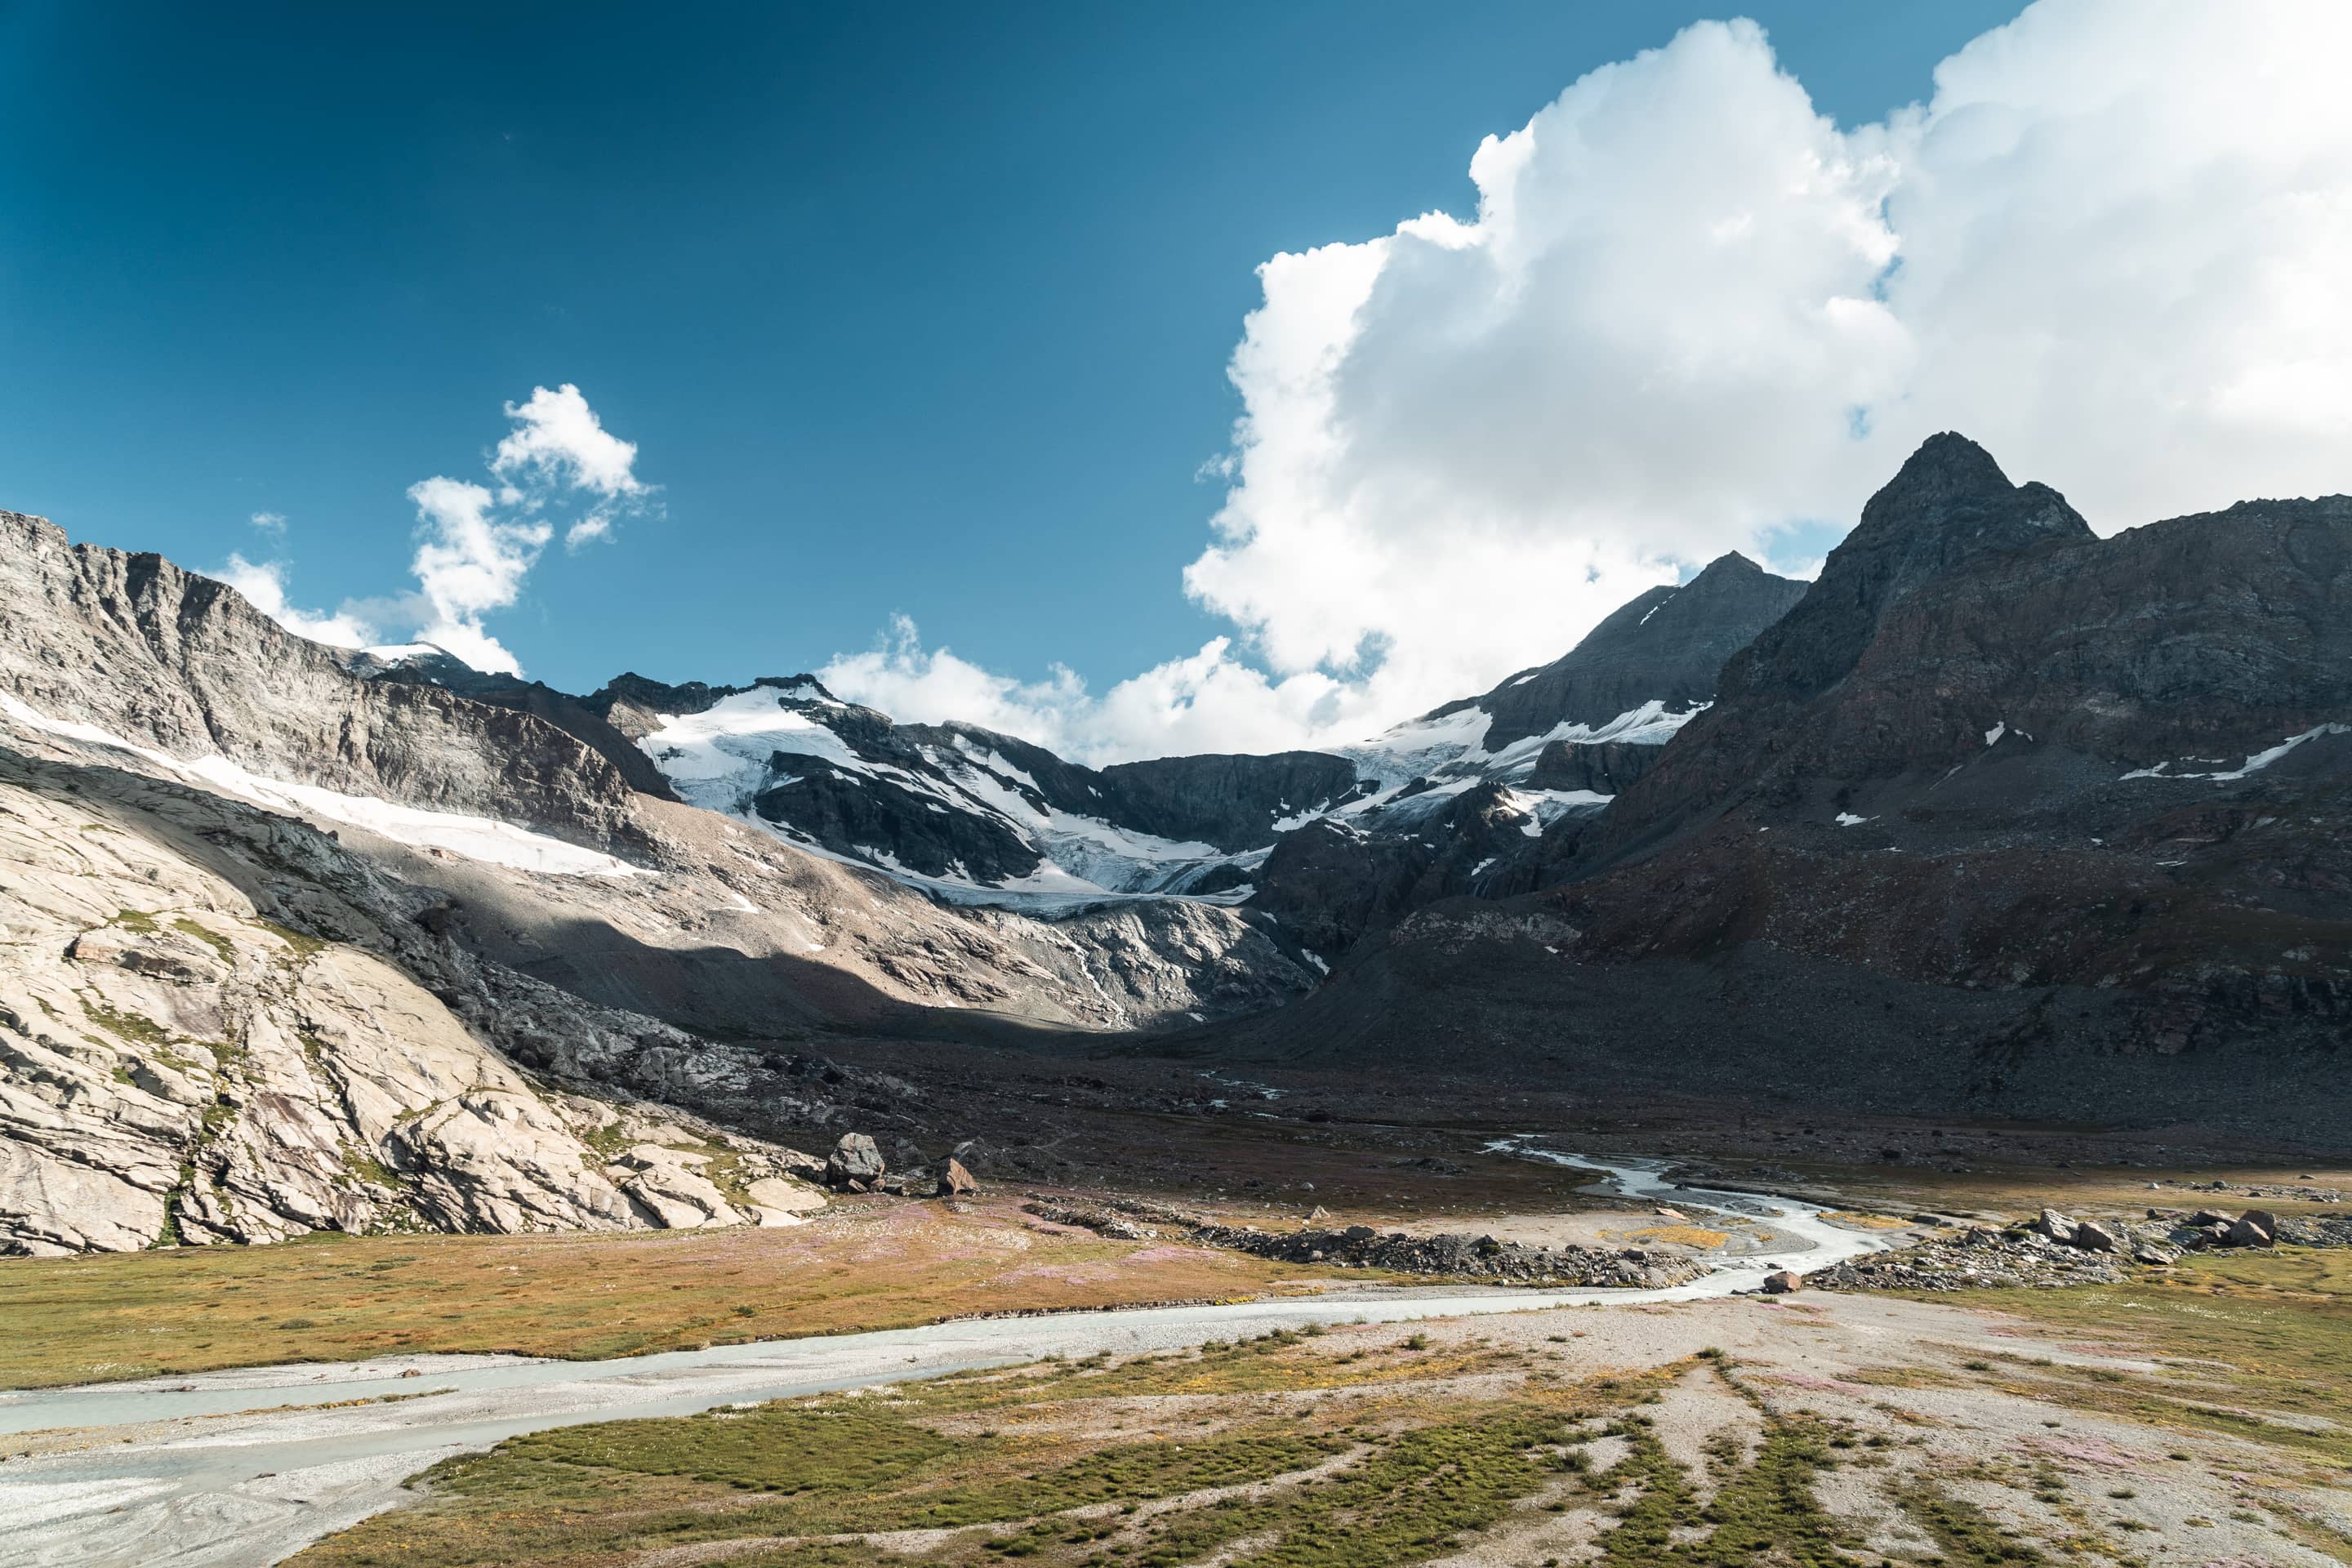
top-left (637, 686), bottom-right (1247, 906)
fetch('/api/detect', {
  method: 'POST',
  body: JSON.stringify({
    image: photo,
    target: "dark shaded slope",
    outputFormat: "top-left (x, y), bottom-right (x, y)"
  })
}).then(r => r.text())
top-left (1609, 436), bottom-right (2350, 853)
top-left (1184, 437), bottom-right (2352, 1139)
top-left (1431, 550), bottom-right (1807, 750)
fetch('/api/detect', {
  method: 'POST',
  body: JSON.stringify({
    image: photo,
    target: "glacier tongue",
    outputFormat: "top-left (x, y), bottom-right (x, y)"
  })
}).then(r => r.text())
top-left (635, 684), bottom-right (1247, 904)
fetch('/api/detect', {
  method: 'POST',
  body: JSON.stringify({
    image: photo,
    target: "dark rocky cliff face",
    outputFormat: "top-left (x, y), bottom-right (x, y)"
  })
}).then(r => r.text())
top-left (1526, 739), bottom-right (1662, 795)
top-left (1252, 782), bottom-right (1577, 956)
top-left (1093, 751), bottom-right (1364, 852)
top-left (0, 510), bottom-right (653, 855)
top-left (1609, 436), bottom-right (2351, 850)
top-left (753, 756), bottom-right (1048, 883)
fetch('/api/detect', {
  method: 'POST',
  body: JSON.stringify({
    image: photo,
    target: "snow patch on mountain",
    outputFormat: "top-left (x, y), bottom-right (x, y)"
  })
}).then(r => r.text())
top-left (2121, 722), bottom-right (2351, 782)
top-left (1343, 698), bottom-right (1703, 791)
top-left (0, 693), bottom-right (642, 877)
top-left (640, 686), bottom-right (851, 806)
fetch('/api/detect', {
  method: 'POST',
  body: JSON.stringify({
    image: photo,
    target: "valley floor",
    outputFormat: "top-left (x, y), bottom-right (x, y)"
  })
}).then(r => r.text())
top-left (205, 1253), bottom-right (2352, 1568)
top-left (0, 1193), bottom-right (1363, 1393)
top-left (4, 1125), bottom-right (2349, 1568)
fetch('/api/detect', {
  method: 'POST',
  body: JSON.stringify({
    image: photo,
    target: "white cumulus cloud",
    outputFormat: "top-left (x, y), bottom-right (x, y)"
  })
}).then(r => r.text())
top-left (817, 617), bottom-right (1357, 766)
top-left (830, 0), bottom-right (2352, 761)
top-left (216, 385), bottom-right (650, 675)
top-left (488, 383), bottom-right (653, 553)
top-left (399, 475), bottom-right (556, 674)
top-left (492, 383), bottom-right (646, 501)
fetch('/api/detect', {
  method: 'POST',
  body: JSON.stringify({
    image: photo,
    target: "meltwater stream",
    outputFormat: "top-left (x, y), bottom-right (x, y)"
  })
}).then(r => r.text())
top-left (0, 1150), bottom-right (1901, 1568)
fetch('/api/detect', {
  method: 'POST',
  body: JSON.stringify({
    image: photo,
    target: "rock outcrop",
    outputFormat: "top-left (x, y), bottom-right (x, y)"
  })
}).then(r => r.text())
top-left (1023, 1196), bottom-right (1705, 1288)
top-left (0, 745), bottom-right (688, 1254)
top-left (1526, 739), bottom-right (1662, 795)
top-left (1813, 1200), bottom-right (2343, 1293)
top-left (357, 650), bottom-right (683, 802)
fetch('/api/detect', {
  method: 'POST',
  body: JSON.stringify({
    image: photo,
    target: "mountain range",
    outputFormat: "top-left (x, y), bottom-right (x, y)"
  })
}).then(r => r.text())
top-left (3, 433), bottom-right (2345, 1254)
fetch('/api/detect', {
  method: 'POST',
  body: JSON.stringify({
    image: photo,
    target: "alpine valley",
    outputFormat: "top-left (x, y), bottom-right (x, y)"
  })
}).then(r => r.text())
top-left (2, 433), bottom-right (2348, 1258)
top-left (10, 434), bottom-right (2352, 1568)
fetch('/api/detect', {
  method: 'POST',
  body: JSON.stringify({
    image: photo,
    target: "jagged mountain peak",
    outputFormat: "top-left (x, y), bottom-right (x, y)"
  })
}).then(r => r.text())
top-left (1692, 549), bottom-right (1768, 578)
top-left (338, 642), bottom-right (473, 680)
top-left (1844, 432), bottom-right (2091, 586)
top-left (1720, 435), bottom-right (2090, 706)
top-left (1872, 428), bottom-right (2012, 499)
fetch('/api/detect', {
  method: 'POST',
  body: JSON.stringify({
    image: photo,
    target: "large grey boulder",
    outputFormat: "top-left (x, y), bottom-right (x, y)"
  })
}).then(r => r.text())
top-left (826, 1133), bottom-right (885, 1192)
top-left (2029, 1208), bottom-right (2081, 1246)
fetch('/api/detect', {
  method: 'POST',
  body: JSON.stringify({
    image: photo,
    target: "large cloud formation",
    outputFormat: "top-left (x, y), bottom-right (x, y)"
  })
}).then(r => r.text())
top-left (827, 0), bottom-right (2352, 762)
top-left (223, 384), bottom-right (650, 675)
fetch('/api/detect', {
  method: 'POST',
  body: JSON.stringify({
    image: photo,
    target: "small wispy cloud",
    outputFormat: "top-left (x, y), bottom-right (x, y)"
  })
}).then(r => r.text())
top-left (249, 510), bottom-right (287, 534)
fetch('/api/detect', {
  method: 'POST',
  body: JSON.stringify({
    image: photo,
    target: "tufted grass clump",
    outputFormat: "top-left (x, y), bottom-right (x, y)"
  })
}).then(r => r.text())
top-left (1899, 1483), bottom-right (2052, 1566)
top-left (292, 1350), bottom-right (1704, 1568)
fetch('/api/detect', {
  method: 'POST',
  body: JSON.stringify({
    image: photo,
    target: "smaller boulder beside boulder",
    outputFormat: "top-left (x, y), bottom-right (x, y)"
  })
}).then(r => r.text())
top-left (2227, 1209), bottom-right (2278, 1249)
top-left (2071, 1218), bottom-right (2123, 1253)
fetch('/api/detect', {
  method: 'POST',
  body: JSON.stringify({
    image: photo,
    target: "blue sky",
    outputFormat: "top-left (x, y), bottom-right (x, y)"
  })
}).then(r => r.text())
top-left (7, 3), bottom-right (2341, 761)
top-left (0, 2), bottom-right (2013, 702)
